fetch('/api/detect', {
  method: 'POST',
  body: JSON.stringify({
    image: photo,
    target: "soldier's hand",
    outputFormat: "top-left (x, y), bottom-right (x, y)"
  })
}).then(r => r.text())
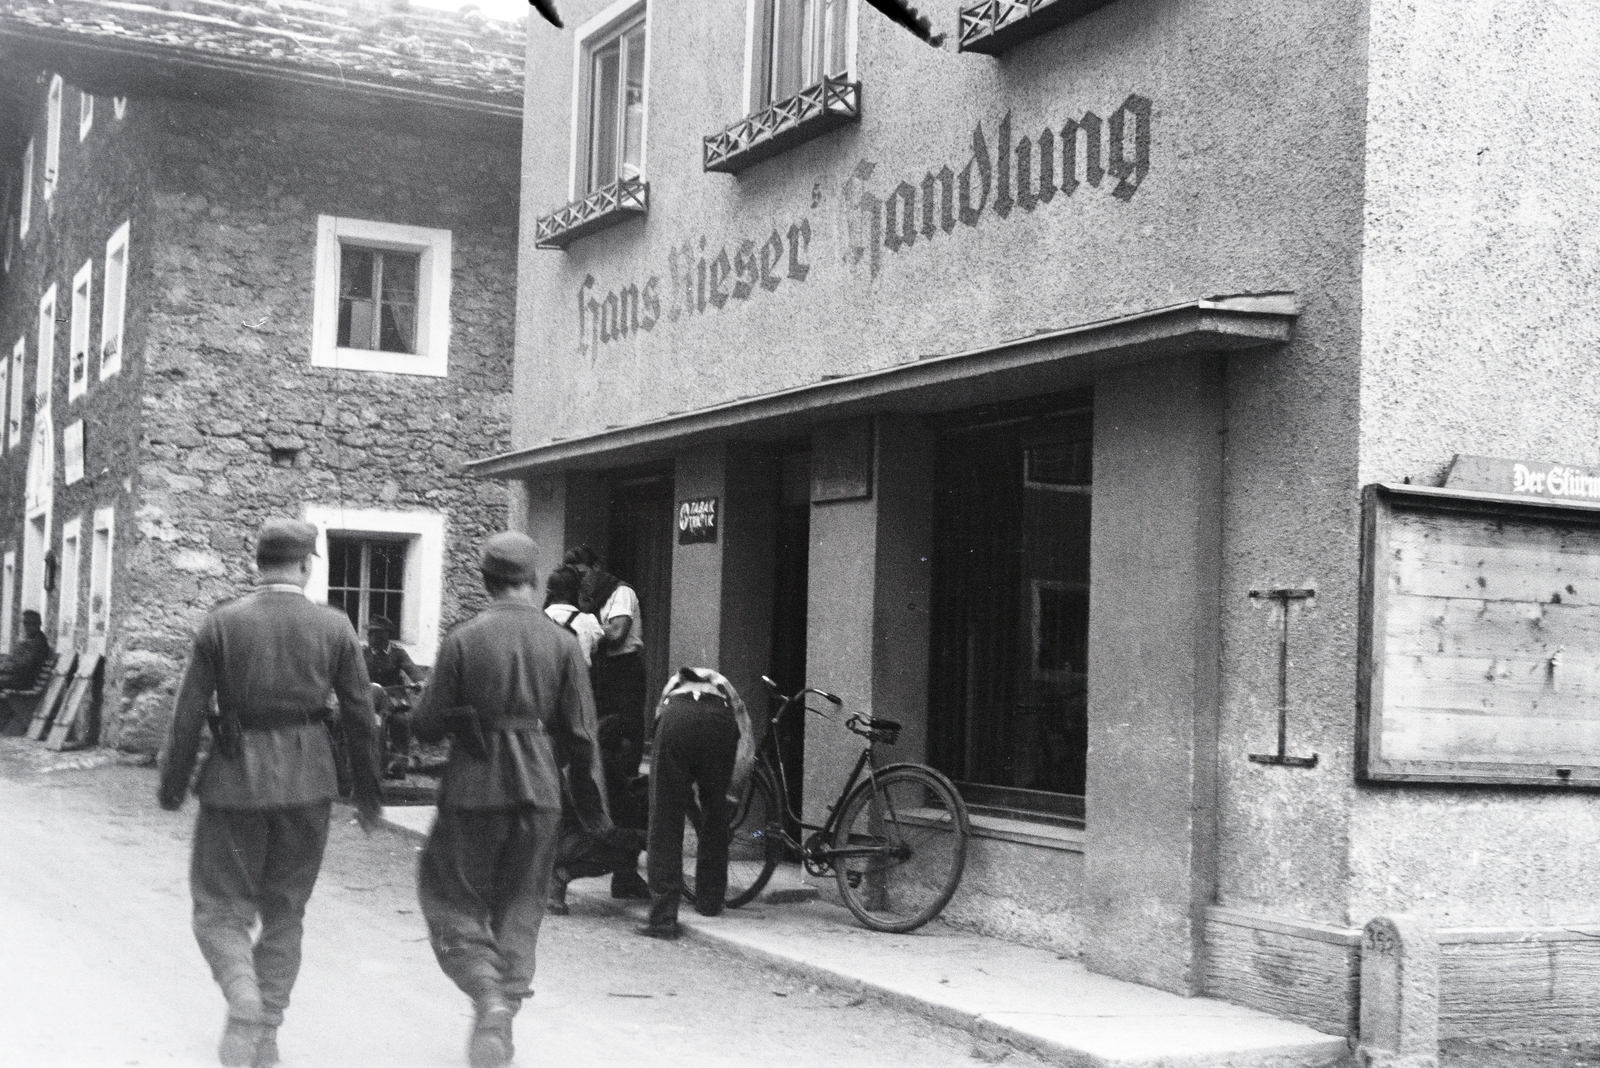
top-left (158, 792), bottom-right (185, 812)
top-left (355, 806), bottom-right (383, 835)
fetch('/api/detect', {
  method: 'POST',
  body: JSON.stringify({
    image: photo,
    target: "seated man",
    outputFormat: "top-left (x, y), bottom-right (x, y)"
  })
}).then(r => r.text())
top-left (0, 611), bottom-right (53, 690)
top-left (364, 617), bottom-right (423, 778)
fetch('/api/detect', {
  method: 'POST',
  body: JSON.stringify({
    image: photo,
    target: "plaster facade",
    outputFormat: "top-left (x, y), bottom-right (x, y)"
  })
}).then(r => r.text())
top-left (493, 0), bottom-right (1599, 1047)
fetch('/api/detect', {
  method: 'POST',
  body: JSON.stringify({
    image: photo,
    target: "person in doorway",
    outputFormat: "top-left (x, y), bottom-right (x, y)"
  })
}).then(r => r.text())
top-left (0, 609), bottom-right (53, 689)
top-left (157, 519), bottom-right (382, 1068)
top-left (542, 566), bottom-right (602, 667)
top-left (566, 546), bottom-right (651, 899)
top-left (639, 667), bottom-right (755, 938)
top-left (365, 617), bottom-right (424, 778)
top-left (411, 532), bottom-right (609, 1068)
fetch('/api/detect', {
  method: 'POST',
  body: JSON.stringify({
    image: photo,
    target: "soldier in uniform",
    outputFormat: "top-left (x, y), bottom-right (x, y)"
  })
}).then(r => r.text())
top-left (158, 519), bottom-right (382, 1068)
top-left (364, 616), bottom-right (424, 777)
top-left (412, 531), bottom-right (609, 1068)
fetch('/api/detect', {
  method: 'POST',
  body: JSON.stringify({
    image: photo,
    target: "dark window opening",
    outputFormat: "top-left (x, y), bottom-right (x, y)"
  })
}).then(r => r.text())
top-left (327, 534), bottom-right (408, 636)
top-left (929, 397), bottom-right (1092, 824)
top-left (337, 245), bottom-right (419, 354)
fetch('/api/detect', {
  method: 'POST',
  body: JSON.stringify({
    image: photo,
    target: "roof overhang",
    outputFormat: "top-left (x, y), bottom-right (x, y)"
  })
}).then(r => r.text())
top-left (0, 23), bottom-right (520, 138)
top-left (468, 293), bottom-right (1298, 481)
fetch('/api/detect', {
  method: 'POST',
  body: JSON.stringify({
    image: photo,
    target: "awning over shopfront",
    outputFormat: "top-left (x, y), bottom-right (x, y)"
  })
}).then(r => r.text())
top-left (468, 293), bottom-right (1296, 480)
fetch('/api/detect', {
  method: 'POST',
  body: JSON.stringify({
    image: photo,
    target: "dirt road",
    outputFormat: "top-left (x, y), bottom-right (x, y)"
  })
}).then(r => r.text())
top-left (0, 742), bottom-right (1034, 1068)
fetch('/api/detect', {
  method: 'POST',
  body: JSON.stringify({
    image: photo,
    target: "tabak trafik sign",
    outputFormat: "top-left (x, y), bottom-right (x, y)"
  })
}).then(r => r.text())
top-left (677, 497), bottom-right (719, 544)
top-left (574, 92), bottom-right (1153, 356)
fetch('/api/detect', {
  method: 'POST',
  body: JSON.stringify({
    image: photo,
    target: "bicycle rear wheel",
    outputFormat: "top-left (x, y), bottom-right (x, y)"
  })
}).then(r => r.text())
top-left (682, 766), bottom-right (782, 908)
top-left (833, 763), bottom-right (970, 933)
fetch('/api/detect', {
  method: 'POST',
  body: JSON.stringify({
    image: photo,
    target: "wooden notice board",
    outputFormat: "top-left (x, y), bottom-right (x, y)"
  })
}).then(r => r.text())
top-left (1360, 483), bottom-right (1600, 786)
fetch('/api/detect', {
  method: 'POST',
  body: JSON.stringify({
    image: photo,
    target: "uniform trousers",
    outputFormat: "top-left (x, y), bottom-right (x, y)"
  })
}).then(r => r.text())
top-left (646, 698), bottom-right (740, 928)
top-left (418, 807), bottom-right (563, 1001)
top-left (190, 802), bottom-right (332, 1026)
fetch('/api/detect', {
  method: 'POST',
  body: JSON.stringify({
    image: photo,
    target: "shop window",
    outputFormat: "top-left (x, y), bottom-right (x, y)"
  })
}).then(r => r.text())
top-left (929, 402), bottom-right (1092, 824)
top-left (44, 76), bottom-right (61, 200)
top-left (88, 506), bottom-right (113, 644)
top-left (753, 0), bottom-right (851, 111)
top-left (311, 217), bottom-right (451, 377)
top-left (303, 506), bottom-right (445, 662)
top-left (579, 6), bottom-right (647, 194)
top-left (0, 550), bottom-right (14, 653)
top-left (79, 91), bottom-right (93, 141)
top-left (8, 336), bottom-right (23, 449)
top-left (69, 260), bottom-right (91, 401)
top-left (58, 517), bottom-right (80, 648)
top-left (19, 140), bottom-right (32, 239)
top-left (37, 285), bottom-right (56, 406)
top-left (101, 222), bottom-right (128, 379)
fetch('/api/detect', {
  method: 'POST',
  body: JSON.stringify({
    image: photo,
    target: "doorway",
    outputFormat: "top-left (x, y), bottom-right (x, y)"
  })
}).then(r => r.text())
top-left (607, 467), bottom-right (674, 739)
top-left (768, 446), bottom-right (811, 828)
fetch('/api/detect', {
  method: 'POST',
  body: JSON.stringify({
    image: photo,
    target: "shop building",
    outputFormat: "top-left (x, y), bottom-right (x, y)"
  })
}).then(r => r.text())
top-left (0, 0), bottom-right (523, 750)
top-left (484, 0), bottom-right (1600, 1051)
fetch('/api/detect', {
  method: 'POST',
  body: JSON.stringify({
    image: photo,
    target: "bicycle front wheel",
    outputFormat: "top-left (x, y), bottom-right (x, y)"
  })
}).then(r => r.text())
top-left (833, 763), bottom-right (970, 933)
top-left (682, 766), bottom-right (782, 909)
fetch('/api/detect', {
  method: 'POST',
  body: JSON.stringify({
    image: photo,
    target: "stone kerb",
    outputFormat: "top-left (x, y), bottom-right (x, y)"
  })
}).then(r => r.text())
top-left (1357, 915), bottom-right (1439, 1068)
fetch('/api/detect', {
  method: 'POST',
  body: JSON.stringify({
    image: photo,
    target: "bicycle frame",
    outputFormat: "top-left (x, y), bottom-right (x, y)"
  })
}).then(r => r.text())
top-left (750, 686), bottom-right (903, 871)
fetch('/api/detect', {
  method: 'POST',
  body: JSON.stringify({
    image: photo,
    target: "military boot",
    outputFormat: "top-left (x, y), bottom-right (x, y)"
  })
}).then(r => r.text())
top-left (218, 977), bottom-right (265, 1067)
top-left (467, 991), bottom-right (515, 1068)
top-left (251, 1027), bottom-right (279, 1068)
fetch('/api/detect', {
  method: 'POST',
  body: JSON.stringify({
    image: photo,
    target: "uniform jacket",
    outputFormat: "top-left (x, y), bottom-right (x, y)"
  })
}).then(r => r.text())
top-left (655, 667), bottom-right (756, 804)
top-left (365, 642), bottom-right (420, 688)
top-left (412, 600), bottom-right (609, 826)
top-left (158, 586), bottom-right (381, 812)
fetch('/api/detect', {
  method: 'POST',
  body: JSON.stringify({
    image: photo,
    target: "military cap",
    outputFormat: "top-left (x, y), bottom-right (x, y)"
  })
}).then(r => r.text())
top-left (480, 531), bottom-right (539, 585)
top-left (256, 518), bottom-right (319, 563)
top-left (367, 616), bottom-right (397, 637)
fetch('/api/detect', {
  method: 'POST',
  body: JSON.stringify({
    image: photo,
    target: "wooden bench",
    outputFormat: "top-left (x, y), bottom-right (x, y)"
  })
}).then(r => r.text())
top-left (46, 654), bottom-right (104, 751)
top-left (0, 654), bottom-right (62, 736)
top-left (14, 655), bottom-right (74, 740)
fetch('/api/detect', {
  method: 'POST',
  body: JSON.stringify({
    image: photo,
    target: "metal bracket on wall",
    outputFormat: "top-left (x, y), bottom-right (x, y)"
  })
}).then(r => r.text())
top-left (1247, 588), bottom-right (1319, 768)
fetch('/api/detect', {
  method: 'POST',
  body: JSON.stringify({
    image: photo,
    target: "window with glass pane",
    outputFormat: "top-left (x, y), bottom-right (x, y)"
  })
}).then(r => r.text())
top-left (336, 246), bottom-right (419, 354)
top-left (327, 535), bottom-right (408, 636)
top-left (585, 15), bottom-right (646, 193)
top-left (758, 0), bottom-right (849, 109)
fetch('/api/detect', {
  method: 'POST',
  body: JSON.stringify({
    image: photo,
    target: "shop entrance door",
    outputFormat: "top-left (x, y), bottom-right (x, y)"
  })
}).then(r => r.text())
top-left (929, 401), bottom-right (1092, 824)
top-left (768, 446), bottom-right (811, 829)
top-left (607, 468), bottom-right (674, 740)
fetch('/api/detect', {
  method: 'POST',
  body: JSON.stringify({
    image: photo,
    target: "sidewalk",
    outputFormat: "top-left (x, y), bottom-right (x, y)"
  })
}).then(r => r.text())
top-left (382, 806), bottom-right (1351, 1068)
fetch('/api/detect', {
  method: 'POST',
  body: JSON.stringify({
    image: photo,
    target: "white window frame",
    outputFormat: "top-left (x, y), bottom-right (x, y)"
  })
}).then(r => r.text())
top-left (311, 216), bottom-right (451, 378)
top-left (63, 419), bottom-right (84, 485)
top-left (567, 0), bottom-right (651, 201)
top-left (19, 139), bottom-right (32, 239)
top-left (0, 346), bottom-right (8, 455)
top-left (69, 260), bottom-right (91, 401)
top-left (742, 0), bottom-right (857, 116)
top-left (0, 551), bottom-right (14, 654)
top-left (1, 177), bottom-right (11, 274)
top-left (87, 505), bottom-right (113, 653)
top-left (44, 75), bottom-right (62, 200)
top-left (113, 96), bottom-right (127, 120)
top-left (58, 516), bottom-right (81, 648)
top-left (79, 90), bottom-right (93, 141)
top-left (8, 337), bottom-right (23, 449)
top-left (21, 406), bottom-right (53, 617)
top-left (37, 285), bottom-right (56, 407)
top-left (302, 505), bottom-right (445, 666)
top-left (100, 221), bottom-right (128, 379)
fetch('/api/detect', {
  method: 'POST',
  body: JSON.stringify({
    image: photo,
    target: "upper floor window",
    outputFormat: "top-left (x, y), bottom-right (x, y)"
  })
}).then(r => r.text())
top-left (7, 338), bottom-right (22, 448)
top-left (579, 5), bottom-right (647, 194)
top-left (753, 0), bottom-right (851, 110)
top-left (101, 222), bottom-right (128, 379)
top-left (311, 216), bottom-right (451, 377)
top-left (69, 260), bottom-right (92, 401)
top-left (19, 140), bottom-right (32, 238)
top-left (79, 91), bottom-right (93, 141)
top-left (44, 76), bottom-right (62, 200)
top-left (37, 285), bottom-right (56, 406)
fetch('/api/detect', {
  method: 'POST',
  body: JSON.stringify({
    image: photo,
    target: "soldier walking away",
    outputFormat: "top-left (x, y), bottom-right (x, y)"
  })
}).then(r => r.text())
top-left (639, 667), bottom-right (754, 939)
top-left (157, 519), bottom-right (383, 1068)
top-left (412, 531), bottom-right (610, 1068)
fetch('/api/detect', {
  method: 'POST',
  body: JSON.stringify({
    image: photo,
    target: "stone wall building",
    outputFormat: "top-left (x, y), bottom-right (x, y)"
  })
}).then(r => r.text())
top-left (484, 0), bottom-right (1600, 1056)
top-left (0, 0), bottom-right (523, 751)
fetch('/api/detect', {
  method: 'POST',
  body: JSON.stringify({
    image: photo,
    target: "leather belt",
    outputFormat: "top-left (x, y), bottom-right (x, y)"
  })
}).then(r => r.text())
top-left (481, 716), bottom-right (546, 732)
top-left (237, 709), bottom-right (330, 731)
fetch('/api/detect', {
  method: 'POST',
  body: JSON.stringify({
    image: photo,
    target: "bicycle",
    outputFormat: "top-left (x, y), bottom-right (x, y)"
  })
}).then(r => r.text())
top-left (683, 676), bottom-right (971, 933)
